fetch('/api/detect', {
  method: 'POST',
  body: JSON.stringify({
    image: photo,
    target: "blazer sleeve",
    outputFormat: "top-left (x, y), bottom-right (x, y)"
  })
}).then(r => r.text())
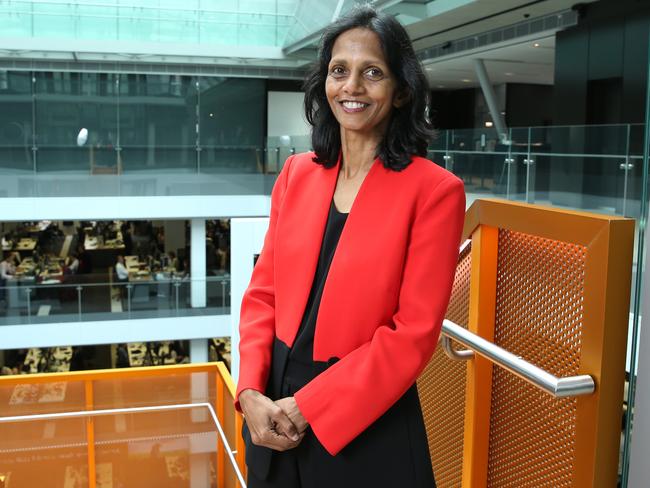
top-left (293, 175), bottom-right (466, 455)
top-left (235, 155), bottom-right (295, 410)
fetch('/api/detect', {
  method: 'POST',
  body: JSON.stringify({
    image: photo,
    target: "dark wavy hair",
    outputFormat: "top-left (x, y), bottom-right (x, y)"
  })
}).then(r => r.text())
top-left (303, 5), bottom-right (433, 171)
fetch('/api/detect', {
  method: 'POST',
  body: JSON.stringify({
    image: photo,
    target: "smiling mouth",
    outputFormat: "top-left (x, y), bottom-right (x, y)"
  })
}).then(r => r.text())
top-left (340, 101), bottom-right (369, 112)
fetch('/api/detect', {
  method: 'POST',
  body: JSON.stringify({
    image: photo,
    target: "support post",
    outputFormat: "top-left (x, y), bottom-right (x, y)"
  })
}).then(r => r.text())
top-left (190, 338), bottom-right (209, 364)
top-left (473, 58), bottom-right (508, 142)
top-left (85, 380), bottom-right (97, 488)
top-left (191, 218), bottom-right (206, 308)
top-left (461, 225), bottom-right (499, 488)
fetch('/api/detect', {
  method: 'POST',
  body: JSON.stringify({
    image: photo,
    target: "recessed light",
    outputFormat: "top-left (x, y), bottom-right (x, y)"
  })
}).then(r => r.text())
top-left (533, 42), bottom-right (540, 48)
top-left (485, 121), bottom-right (494, 128)
top-left (505, 72), bottom-right (514, 76)
top-left (461, 79), bottom-right (471, 83)
top-left (436, 85), bottom-right (445, 89)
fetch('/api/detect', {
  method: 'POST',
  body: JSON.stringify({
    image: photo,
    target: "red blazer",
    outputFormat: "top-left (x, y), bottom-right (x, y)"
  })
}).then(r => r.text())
top-left (236, 151), bottom-right (465, 456)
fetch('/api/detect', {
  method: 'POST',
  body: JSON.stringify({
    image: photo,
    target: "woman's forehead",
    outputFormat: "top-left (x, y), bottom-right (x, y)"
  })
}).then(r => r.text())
top-left (330, 28), bottom-right (386, 63)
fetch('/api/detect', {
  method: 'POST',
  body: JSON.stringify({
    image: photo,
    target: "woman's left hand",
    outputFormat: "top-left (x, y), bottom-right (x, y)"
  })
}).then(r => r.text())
top-left (276, 397), bottom-right (308, 434)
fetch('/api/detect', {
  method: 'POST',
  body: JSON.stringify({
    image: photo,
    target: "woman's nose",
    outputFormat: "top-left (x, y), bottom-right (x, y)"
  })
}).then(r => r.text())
top-left (342, 72), bottom-right (364, 95)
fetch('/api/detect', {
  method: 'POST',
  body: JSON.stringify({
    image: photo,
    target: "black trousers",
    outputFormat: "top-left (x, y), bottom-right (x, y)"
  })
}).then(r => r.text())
top-left (245, 366), bottom-right (436, 488)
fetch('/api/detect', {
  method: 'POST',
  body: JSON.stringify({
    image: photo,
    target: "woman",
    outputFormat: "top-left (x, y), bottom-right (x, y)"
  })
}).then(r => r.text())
top-left (236, 6), bottom-right (465, 488)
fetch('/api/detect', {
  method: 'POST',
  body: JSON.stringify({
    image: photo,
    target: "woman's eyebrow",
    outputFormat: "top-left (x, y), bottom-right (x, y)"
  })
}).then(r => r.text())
top-left (329, 57), bottom-right (385, 66)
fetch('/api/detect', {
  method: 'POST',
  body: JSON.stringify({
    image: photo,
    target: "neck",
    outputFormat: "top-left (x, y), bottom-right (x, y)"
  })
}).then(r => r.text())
top-left (340, 129), bottom-right (382, 179)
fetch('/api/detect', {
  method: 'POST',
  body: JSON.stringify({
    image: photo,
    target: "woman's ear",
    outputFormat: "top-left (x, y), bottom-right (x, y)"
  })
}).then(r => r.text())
top-left (393, 90), bottom-right (409, 108)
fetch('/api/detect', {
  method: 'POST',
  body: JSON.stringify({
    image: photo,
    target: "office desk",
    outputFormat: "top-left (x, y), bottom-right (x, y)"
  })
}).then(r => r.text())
top-left (13, 238), bottom-right (37, 252)
top-left (85, 232), bottom-right (125, 268)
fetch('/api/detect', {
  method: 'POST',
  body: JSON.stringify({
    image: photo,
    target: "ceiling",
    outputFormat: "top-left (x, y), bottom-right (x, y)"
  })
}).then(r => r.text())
top-left (401, 0), bottom-right (592, 50)
top-left (424, 34), bottom-right (556, 89)
top-left (392, 0), bottom-right (598, 90)
top-left (0, 0), bottom-right (600, 89)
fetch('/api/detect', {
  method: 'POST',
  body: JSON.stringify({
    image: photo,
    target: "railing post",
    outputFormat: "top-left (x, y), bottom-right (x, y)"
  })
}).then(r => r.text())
top-left (620, 123), bottom-right (632, 216)
top-left (461, 225), bottom-right (499, 488)
top-left (506, 127), bottom-right (514, 200)
top-left (216, 373), bottom-right (226, 487)
top-left (174, 281), bottom-right (180, 314)
top-left (524, 126), bottom-right (535, 203)
top-left (85, 380), bottom-right (97, 488)
top-left (126, 284), bottom-right (132, 315)
top-left (76, 285), bottom-right (83, 321)
top-left (25, 287), bottom-right (32, 322)
top-left (235, 413), bottom-right (246, 485)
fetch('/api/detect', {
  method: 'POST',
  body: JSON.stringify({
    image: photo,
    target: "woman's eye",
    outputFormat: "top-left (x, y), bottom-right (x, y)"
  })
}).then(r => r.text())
top-left (365, 68), bottom-right (383, 79)
top-left (330, 66), bottom-right (346, 77)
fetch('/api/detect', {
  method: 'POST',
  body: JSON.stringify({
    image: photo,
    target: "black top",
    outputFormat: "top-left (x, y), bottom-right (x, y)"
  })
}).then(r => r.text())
top-left (286, 200), bottom-right (348, 376)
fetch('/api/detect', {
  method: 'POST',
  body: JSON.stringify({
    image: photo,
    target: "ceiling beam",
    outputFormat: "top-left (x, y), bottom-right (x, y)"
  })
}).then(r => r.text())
top-left (283, 0), bottom-right (406, 55)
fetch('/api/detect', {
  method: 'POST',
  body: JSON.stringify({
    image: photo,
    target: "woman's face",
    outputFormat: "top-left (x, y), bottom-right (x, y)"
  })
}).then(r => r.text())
top-left (325, 27), bottom-right (400, 139)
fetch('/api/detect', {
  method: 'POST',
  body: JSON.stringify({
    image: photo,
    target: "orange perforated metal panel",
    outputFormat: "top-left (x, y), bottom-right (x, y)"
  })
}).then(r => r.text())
top-left (486, 229), bottom-right (586, 487)
top-left (418, 243), bottom-right (472, 488)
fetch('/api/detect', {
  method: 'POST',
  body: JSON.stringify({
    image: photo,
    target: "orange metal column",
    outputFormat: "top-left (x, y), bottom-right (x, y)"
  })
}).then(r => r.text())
top-left (85, 380), bottom-right (97, 488)
top-left (235, 414), bottom-right (246, 485)
top-left (461, 225), bottom-right (499, 488)
top-left (574, 219), bottom-right (634, 487)
top-left (216, 374), bottom-right (226, 487)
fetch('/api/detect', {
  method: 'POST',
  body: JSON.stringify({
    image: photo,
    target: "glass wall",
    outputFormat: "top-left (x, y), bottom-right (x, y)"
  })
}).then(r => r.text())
top-left (430, 124), bottom-right (644, 219)
top-left (0, 71), bottom-right (266, 174)
top-left (0, 0), bottom-right (298, 47)
top-left (0, 219), bottom-right (231, 326)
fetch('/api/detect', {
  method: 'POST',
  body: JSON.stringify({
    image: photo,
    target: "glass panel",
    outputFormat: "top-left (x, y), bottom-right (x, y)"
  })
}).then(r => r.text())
top-left (0, 277), bottom-right (231, 326)
top-left (199, 78), bottom-right (265, 174)
top-left (265, 134), bottom-right (311, 174)
top-left (0, 369), bottom-right (245, 486)
top-left (0, 3), bottom-right (32, 37)
top-left (93, 370), bottom-right (215, 409)
top-left (0, 405), bottom-right (243, 487)
top-left (0, 71), bottom-right (34, 171)
top-left (0, 417), bottom-right (89, 487)
top-left (429, 130), bottom-right (448, 153)
top-left (119, 74), bottom-right (198, 173)
top-left (32, 2), bottom-right (77, 39)
top-left (2, 0), bottom-right (299, 48)
top-left (34, 72), bottom-right (118, 173)
top-left (445, 128), bottom-right (508, 199)
top-left (621, 29), bottom-right (650, 487)
top-left (0, 379), bottom-right (86, 415)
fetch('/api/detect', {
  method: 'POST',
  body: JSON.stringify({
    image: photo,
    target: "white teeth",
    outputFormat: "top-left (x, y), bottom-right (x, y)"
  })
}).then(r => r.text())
top-left (342, 101), bottom-right (367, 109)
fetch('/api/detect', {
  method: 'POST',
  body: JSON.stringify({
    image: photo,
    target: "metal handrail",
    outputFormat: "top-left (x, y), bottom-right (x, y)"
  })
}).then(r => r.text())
top-left (440, 319), bottom-right (595, 398)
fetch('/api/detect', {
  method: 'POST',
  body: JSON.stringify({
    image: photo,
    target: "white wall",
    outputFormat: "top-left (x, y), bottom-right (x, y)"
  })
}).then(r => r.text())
top-left (267, 91), bottom-right (310, 137)
top-left (229, 217), bottom-right (269, 382)
top-left (0, 195), bottom-right (270, 222)
top-left (0, 314), bottom-right (231, 349)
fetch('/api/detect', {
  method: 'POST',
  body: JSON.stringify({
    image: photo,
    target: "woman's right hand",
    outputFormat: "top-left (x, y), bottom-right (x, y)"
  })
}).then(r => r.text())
top-left (239, 389), bottom-right (303, 451)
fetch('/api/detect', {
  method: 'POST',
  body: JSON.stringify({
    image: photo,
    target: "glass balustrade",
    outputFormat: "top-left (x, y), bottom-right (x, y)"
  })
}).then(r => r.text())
top-left (0, 275), bottom-right (231, 326)
top-left (433, 123), bottom-right (644, 218)
top-left (0, 0), bottom-right (297, 48)
top-left (0, 364), bottom-right (246, 487)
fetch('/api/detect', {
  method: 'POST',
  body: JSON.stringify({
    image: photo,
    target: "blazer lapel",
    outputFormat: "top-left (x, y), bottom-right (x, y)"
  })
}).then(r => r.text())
top-left (314, 158), bottom-right (388, 358)
top-left (275, 156), bottom-right (341, 347)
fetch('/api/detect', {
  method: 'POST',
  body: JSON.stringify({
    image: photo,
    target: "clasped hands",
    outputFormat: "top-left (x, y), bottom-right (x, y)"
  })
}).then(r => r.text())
top-left (239, 389), bottom-right (309, 451)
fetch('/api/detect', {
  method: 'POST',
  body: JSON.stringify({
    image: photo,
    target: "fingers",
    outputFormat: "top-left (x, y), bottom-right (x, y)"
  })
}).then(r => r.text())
top-left (270, 405), bottom-right (300, 441)
top-left (262, 427), bottom-right (304, 451)
top-left (275, 397), bottom-right (309, 434)
top-left (250, 422), bottom-right (303, 451)
top-left (240, 392), bottom-right (303, 450)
